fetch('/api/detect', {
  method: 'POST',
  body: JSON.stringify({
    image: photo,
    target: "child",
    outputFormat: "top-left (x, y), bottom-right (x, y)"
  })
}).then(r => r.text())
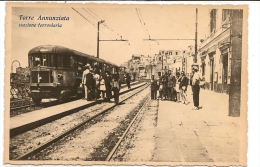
top-left (99, 75), bottom-right (106, 100)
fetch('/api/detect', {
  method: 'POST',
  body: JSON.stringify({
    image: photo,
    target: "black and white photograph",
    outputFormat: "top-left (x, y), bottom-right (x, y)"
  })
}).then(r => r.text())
top-left (4, 2), bottom-right (249, 166)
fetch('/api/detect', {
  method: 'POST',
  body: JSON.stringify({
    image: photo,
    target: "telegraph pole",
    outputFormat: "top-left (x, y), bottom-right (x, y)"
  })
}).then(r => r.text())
top-left (194, 8), bottom-right (198, 63)
top-left (97, 20), bottom-right (129, 59)
top-left (97, 20), bottom-right (105, 59)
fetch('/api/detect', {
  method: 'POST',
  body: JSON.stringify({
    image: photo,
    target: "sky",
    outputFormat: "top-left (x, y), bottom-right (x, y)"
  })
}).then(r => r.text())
top-left (10, 3), bottom-right (212, 69)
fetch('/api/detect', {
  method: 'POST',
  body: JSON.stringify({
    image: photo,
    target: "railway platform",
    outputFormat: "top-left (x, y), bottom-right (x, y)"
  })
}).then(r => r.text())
top-left (152, 87), bottom-right (243, 162)
top-left (10, 81), bottom-right (145, 137)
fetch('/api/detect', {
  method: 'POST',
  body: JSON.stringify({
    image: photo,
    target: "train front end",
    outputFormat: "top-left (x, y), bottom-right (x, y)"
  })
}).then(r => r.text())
top-left (28, 46), bottom-right (76, 104)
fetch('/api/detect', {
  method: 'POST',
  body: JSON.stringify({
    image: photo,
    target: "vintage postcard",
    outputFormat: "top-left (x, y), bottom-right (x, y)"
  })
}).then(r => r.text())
top-left (4, 2), bottom-right (248, 166)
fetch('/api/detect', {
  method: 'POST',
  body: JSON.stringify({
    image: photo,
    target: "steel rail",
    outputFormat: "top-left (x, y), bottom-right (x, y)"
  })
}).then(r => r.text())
top-left (10, 82), bottom-right (146, 138)
top-left (10, 82), bottom-right (138, 112)
top-left (105, 96), bottom-right (150, 161)
top-left (14, 83), bottom-right (149, 160)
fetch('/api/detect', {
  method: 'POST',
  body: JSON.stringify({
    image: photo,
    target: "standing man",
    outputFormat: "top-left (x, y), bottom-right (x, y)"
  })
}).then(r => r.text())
top-left (104, 71), bottom-right (112, 102)
top-left (111, 73), bottom-right (121, 104)
top-left (179, 71), bottom-right (189, 104)
top-left (86, 68), bottom-right (95, 101)
top-left (150, 75), bottom-right (158, 100)
top-left (167, 70), bottom-right (174, 101)
top-left (191, 66), bottom-right (201, 110)
top-left (124, 72), bottom-right (131, 89)
top-left (82, 64), bottom-right (90, 100)
top-left (175, 72), bottom-right (181, 102)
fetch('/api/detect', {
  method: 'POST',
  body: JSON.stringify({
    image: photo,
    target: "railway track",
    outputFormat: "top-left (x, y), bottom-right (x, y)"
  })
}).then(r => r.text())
top-left (105, 96), bottom-right (150, 161)
top-left (10, 82), bottom-right (141, 116)
top-left (10, 83), bottom-right (149, 160)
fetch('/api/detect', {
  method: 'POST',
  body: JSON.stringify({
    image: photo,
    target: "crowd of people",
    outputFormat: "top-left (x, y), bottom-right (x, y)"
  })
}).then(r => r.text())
top-left (150, 66), bottom-right (202, 110)
top-left (81, 63), bottom-right (128, 104)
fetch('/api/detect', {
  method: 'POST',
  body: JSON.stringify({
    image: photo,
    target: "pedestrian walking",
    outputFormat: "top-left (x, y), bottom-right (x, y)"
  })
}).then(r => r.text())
top-left (175, 72), bottom-right (181, 102)
top-left (150, 75), bottom-right (158, 100)
top-left (179, 71), bottom-right (189, 104)
top-left (191, 66), bottom-right (201, 110)
top-left (82, 64), bottom-right (90, 100)
top-left (99, 75), bottom-right (106, 100)
top-left (111, 73), bottom-right (121, 104)
top-left (104, 71), bottom-right (112, 102)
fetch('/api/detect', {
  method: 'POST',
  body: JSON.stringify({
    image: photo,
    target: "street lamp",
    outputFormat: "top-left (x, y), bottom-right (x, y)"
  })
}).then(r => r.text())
top-left (97, 20), bottom-right (105, 59)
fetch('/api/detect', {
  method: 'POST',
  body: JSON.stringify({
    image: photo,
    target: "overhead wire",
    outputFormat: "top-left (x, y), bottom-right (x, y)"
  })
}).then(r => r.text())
top-left (84, 8), bottom-right (130, 46)
top-left (72, 7), bottom-right (115, 41)
top-left (136, 8), bottom-right (152, 55)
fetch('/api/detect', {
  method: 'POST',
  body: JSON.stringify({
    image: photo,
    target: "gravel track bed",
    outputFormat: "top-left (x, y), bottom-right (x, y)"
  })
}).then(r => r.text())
top-left (9, 84), bottom-right (147, 160)
top-left (10, 84), bottom-right (137, 117)
top-left (110, 99), bottom-right (159, 162)
top-left (26, 87), bottom-right (150, 160)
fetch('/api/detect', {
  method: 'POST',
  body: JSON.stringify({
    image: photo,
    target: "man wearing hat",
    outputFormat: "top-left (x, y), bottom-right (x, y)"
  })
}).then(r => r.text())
top-left (104, 71), bottom-right (112, 102)
top-left (191, 65), bottom-right (201, 110)
top-left (150, 74), bottom-right (158, 100)
top-left (82, 64), bottom-right (90, 100)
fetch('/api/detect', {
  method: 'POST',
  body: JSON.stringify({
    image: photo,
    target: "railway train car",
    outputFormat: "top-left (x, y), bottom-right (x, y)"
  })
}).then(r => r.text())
top-left (118, 66), bottom-right (127, 84)
top-left (28, 45), bottom-right (119, 104)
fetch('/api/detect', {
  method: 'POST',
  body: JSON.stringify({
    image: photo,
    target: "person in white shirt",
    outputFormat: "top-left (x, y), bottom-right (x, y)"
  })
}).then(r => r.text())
top-left (82, 64), bottom-right (90, 99)
top-left (191, 66), bottom-right (201, 110)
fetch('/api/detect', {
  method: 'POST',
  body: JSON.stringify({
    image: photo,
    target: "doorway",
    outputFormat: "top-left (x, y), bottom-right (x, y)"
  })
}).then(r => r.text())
top-left (210, 58), bottom-right (214, 91)
top-left (222, 53), bottom-right (228, 93)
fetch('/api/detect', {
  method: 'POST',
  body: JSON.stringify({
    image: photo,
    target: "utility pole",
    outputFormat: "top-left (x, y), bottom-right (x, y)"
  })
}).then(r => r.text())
top-left (97, 20), bottom-right (105, 59)
top-left (194, 8), bottom-right (198, 63)
top-left (161, 54), bottom-right (163, 70)
top-left (97, 20), bottom-right (129, 59)
top-left (228, 10), bottom-right (243, 117)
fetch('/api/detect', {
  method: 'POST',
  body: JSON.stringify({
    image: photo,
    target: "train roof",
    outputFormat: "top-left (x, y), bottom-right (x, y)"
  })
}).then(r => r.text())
top-left (28, 45), bottom-right (118, 67)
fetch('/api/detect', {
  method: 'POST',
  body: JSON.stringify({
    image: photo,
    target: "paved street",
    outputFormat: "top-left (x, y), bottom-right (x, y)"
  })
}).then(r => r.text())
top-left (152, 87), bottom-right (243, 162)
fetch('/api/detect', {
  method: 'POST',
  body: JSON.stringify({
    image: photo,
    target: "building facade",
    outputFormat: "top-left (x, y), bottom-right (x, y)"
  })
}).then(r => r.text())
top-left (197, 9), bottom-right (243, 116)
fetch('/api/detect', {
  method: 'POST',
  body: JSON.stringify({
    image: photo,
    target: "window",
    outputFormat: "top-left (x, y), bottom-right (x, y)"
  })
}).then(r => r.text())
top-left (30, 54), bottom-right (54, 67)
top-left (222, 9), bottom-right (231, 22)
top-left (159, 57), bottom-right (162, 61)
top-left (169, 52), bottom-right (172, 55)
top-left (176, 52), bottom-right (178, 55)
top-left (210, 9), bottom-right (217, 33)
top-left (57, 55), bottom-right (63, 67)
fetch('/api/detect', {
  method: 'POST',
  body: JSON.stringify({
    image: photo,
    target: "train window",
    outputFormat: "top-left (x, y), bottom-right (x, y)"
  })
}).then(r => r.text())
top-left (57, 55), bottom-right (63, 67)
top-left (42, 54), bottom-right (47, 66)
top-left (63, 55), bottom-right (70, 68)
top-left (70, 56), bottom-right (75, 68)
top-left (35, 55), bottom-right (41, 66)
top-left (51, 54), bottom-right (55, 67)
